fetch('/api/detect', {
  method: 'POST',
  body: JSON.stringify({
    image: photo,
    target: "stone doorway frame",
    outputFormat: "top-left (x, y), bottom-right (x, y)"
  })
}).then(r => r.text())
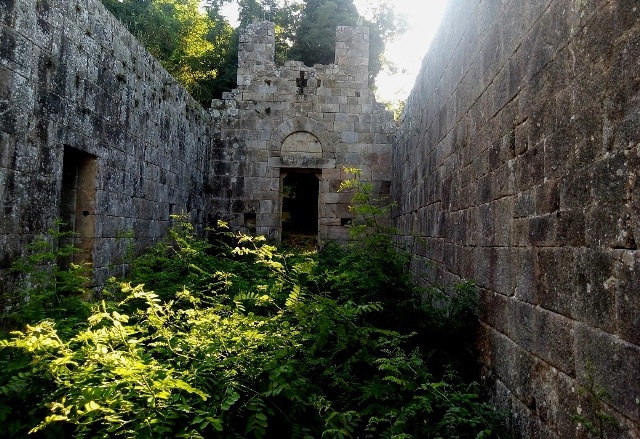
top-left (60, 145), bottom-right (97, 266)
top-left (279, 168), bottom-right (322, 243)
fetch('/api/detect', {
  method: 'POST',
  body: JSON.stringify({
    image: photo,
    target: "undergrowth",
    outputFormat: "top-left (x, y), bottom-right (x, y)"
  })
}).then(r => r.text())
top-left (0, 173), bottom-right (508, 438)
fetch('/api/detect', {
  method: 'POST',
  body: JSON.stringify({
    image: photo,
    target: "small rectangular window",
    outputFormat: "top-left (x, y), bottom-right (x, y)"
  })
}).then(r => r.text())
top-left (244, 212), bottom-right (257, 233)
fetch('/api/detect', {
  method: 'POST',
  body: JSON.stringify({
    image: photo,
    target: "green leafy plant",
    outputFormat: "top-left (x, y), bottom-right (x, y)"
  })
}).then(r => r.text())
top-left (338, 166), bottom-right (395, 243)
top-left (329, 169), bottom-right (479, 374)
top-left (0, 214), bottom-right (507, 438)
top-left (0, 220), bottom-right (92, 438)
top-left (573, 361), bottom-right (621, 439)
top-left (107, 229), bottom-right (137, 278)
top-left (3, 219), bottom-right (91, 335)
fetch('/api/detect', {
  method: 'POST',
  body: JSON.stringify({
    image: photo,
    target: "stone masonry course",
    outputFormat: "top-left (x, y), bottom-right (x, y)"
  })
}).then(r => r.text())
top-left (394, 0), bottom-right (640, 437)
top-left (1, 0), bottom-right (638, 437)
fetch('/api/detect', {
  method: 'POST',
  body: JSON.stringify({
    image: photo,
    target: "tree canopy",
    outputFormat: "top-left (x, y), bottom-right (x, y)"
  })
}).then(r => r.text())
top-left (288, 0), bottom-right (405, 86)
top-left (288, 0), bottom-right (360, 66)
top-left (101, 0), bottom-right (234, 104)
top-left (101, 0), bottom-right (406, 105)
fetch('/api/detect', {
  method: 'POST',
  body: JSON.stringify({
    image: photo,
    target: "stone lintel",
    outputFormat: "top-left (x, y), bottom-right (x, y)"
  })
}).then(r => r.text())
top-left (268, 156), bottom-right (336, 169)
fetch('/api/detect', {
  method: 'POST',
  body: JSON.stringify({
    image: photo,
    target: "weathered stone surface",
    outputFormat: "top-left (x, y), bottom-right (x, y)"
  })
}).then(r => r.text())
top-left (612, 250), bottom-right (640, 346)
top-left (395, 0), bottom-right (640, 436)
top-left (0, 0), bottom-right (212, 287)
top-left (575, 323), bottom-right (640, 424)
top-left (211, 22), bottom-right (393, 242)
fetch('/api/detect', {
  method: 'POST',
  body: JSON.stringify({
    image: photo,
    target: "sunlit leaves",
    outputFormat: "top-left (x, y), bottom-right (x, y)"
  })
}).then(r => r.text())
top-left (2, 214), bottom-right (505, 438)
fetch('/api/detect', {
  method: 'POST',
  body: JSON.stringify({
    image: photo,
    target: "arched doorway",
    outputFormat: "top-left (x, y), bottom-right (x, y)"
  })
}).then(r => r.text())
top-left (281, 170), bottom-right (319, 241)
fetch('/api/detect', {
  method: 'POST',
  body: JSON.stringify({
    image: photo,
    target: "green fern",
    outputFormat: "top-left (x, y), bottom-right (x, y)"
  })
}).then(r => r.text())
top-left (0, 214), bottom-right (507, 438)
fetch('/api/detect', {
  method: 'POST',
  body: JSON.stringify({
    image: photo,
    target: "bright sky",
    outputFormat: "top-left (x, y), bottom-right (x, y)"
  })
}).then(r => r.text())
top-left (219, 0), bottom-right (450, 103)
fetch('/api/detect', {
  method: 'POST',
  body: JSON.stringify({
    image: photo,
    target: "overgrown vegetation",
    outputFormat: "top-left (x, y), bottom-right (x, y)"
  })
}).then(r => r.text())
top-left (0, 176), bottom-right (507, 437)
top-left (572, 362), bottom-right (621, 439)
top-left (0, 220), bottom-right (92, 337)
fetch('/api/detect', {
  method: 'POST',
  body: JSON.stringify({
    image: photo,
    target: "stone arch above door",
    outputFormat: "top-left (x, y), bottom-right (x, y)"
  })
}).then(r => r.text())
top-left (281, 131), bottom-right (322, 157)
top-left (272, 116), bottom-right (335, 157)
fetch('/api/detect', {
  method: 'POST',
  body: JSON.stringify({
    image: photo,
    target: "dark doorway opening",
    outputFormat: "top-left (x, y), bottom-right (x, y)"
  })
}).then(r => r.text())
top-left (60, 146), bottom-right (97, 266)
top-left (282, 171), bottom-right (319, 240)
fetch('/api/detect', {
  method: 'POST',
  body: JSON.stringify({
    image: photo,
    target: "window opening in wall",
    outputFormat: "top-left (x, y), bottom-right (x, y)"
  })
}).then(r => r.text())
top-left (244, 212), bottom-right (257, 234)
top-left (281, 170), bottom-right (319, 243)
top-left (60, 146), bottom-right (97, 266)
top-left (381, 180), bottom-right (391, 197)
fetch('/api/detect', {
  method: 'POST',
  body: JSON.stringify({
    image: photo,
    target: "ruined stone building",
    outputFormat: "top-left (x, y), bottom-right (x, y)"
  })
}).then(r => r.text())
top-left (1, 0), bottom-right (639, 437)
top-left (208, 21), bottom-right (393, 242)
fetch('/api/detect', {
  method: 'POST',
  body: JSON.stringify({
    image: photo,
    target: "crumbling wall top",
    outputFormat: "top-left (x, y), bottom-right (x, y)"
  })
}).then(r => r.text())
top-left (236, 21), bottom-right (369, 89)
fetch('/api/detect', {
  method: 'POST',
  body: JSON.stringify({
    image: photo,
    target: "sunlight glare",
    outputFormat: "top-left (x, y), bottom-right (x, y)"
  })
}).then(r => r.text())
top-left (353, 0), bottom-right (450, 102)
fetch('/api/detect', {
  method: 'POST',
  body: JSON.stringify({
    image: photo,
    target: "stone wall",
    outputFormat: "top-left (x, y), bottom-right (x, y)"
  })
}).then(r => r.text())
top-left (210, 22), bottom-right (394, 242)
top-left (394, 0), bottom-right (640, 437)
top-left (0, 0), bottom-right (212, 288)
top-left (5, 0), bottom-right (638, 435)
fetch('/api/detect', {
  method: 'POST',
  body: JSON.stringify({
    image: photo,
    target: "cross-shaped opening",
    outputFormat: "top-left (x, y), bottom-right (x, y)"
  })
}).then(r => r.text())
top-left (296, 71), bottom-right (308, 94)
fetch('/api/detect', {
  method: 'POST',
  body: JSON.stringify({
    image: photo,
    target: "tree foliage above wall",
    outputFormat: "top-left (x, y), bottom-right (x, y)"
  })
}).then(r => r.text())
top-left (101, 0), bottom-right (405, 105)
top-left (101, 0), bottom-right (234, 105)
top-left (287, 0), bottom-right (360, 66)
top-left (288, 0), bottom-right (405, 86)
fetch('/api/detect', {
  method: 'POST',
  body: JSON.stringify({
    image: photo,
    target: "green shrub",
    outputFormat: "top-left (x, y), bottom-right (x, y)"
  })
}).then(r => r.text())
top-left (1, 215), bottom-right (507, 438)
top-left (0, 220), bottom-right (91, 438)
top-left (2, 220), bottom-right (91, 335)
top-left (323, 168), bottom-right (480, 377)
top-left (1, 169), bottom-right (509, 439)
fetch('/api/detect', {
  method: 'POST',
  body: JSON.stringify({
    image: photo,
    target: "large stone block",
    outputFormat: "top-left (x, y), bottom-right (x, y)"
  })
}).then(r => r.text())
top-left (554, 210), bottom-right (586, 247)
top-left (536, 247), bottom-right (576, 317)
top-left (586, 205), bottom-right (635, 249)
top-left (575, 323), bottom-right (640, 424)
top-left (612, 250), bottom-right (640, 346)
top-left (574, 249), bottom-right (617, 333)
top-left (514, 143), bottom-right (544, 192)
top-left (529, 306), bottom-right (575, 376)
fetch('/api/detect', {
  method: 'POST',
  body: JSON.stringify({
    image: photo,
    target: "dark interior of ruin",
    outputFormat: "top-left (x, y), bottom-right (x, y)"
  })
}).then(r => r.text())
top-left (281, 171), bottom-right (319, 238)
